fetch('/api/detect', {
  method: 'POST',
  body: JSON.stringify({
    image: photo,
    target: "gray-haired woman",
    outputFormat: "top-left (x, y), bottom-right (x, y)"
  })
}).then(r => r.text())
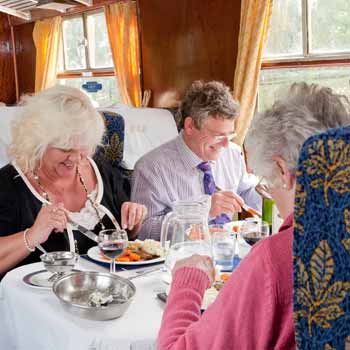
top-left (0, 86), bottom-right (146, 277)
top-left (157, 82), bottom-right (350, 350)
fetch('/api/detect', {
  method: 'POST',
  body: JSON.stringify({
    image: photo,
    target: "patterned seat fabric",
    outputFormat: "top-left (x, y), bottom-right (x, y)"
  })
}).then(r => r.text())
top-left (294, 126), bottom-right (350, 350)
top-left (96, 111), bottom-right (125, 166)
top-left (94, 111), bottom-right (132, 196)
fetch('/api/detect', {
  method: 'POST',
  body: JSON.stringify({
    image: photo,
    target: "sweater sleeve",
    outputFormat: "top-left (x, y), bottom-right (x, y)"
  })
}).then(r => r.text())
top-left (157, 240), bottom-right (287, 350)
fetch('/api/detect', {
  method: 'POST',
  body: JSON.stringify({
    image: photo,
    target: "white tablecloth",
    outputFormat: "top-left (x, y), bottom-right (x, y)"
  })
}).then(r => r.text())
top-left (0, 259), bottom-right (166, 350)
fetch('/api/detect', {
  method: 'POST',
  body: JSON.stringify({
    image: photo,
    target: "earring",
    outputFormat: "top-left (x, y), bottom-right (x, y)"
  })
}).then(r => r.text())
top-left (282, 183), bottom-right (287, 189)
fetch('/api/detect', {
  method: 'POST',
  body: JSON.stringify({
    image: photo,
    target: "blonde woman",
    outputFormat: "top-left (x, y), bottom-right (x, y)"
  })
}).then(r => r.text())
top-left (0, 86), bottom-right (146, 277)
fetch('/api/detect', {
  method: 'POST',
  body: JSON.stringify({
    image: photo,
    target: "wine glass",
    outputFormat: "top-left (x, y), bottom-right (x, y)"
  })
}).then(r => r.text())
top-left (98, 229), bottom-right (128, 274)
top-left (239, 219), bottom-right (269, 246)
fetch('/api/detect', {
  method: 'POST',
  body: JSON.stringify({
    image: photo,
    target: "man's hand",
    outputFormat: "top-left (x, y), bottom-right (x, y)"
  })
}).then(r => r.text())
top-left (210, 191), bottom-right (244, 217)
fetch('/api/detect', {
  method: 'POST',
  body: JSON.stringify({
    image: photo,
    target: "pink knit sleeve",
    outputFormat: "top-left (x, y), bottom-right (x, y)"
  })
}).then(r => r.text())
top-left (157, 236), bottom-right (294, 350)
top-left (157, 267), bottom-right (210, 350)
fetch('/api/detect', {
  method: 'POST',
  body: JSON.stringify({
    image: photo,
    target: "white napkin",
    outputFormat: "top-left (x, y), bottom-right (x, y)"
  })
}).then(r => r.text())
top-left (88, 338), bottom-right (155, 350)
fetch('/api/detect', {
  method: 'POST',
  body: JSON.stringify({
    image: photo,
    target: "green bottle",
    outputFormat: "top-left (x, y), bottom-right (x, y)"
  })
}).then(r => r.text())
top-left (262, 197), bottom-right (274, 234)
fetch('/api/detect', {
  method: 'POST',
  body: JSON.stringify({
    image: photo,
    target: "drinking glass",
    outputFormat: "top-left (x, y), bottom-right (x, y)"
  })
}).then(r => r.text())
top-left (239, 220), bottom-right (269, 246)
top-left (98, 229), bottom-right (128, 274)
top-left (210, 224), bottom-right (236, 272)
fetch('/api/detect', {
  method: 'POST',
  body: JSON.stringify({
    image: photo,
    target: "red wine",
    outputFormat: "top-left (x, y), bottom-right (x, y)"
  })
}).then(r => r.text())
top-left (243, 233), bottom-right (261, 246)
top-left (100, 241), bottom-right (126, 259)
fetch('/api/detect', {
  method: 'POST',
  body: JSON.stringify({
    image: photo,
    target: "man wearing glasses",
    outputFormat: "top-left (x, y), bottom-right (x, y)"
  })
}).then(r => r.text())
top-left (131, 80), bottom-right (261, 240)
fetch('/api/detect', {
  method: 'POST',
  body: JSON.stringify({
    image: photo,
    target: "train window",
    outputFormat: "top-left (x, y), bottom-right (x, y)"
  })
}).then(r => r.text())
top-left (60, 10), bottom-right (113, 71)
top-left (57, 9), bottom-right (119, 107)
top-left (258, 0), bottom-right (350, 110)
top-left (86, 12), bottom-right (113, 69)
top-left (56, 76), bottom-right (121, 107)
top-left (62, 16), bottom-right (86, 70)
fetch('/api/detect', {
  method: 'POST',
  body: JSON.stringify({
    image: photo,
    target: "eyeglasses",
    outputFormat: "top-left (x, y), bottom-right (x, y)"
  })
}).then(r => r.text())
top-left (211, 132), bottom-right (237, 143)
top-left (197, 124), bottom-right (237, 144)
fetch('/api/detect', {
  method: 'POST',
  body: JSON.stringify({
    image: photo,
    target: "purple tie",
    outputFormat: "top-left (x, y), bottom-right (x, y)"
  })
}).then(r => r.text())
top-left (197, 162), bottom-right (231, 224)
top-left (197, 162), bottom-right (216, 195)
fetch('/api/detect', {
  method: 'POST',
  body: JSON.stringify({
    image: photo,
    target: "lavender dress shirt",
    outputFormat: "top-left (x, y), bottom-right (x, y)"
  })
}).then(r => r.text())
top-left (131, 132), bottom-right (261, 240)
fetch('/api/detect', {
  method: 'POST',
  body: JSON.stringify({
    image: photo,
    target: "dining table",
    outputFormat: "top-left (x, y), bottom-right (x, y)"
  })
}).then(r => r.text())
top-left (0, 233), bottom-right (252, 350)
top-left (0, 257), bottom-right (167, 350)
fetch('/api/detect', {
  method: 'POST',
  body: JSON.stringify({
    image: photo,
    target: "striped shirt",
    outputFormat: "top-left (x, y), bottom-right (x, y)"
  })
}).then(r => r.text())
top-left (131, 132), bottom-right (261, 240)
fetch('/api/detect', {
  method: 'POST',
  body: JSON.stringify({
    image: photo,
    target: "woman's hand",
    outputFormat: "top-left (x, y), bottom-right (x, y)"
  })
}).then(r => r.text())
top-left (173, 254), bottom-right (216, 285)
top-left (28, 203), bottom-right (67, 247)
top-left (121, 202), bottom-right (147, 232)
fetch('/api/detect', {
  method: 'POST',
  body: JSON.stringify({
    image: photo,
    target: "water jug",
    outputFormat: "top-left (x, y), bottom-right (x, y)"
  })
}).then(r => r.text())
top-left (160, 195), bottom-right (212, 273)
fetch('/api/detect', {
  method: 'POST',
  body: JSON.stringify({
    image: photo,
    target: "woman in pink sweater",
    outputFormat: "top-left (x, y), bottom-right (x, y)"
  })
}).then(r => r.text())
top-left (157, 83), bottom-right (350, 350)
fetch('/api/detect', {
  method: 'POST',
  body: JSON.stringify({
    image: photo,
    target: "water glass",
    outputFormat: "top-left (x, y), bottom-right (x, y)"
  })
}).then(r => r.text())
top-left (210, 225), bottom-right (236, 272)
top-left (98, 229), bottom-right (128, 274)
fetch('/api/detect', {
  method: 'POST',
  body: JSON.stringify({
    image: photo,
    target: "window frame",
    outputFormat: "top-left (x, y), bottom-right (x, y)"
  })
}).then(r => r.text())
top-left (57, 8), bottom-right (114, 78)
top-left (262, 0), bottom-right (350, 69)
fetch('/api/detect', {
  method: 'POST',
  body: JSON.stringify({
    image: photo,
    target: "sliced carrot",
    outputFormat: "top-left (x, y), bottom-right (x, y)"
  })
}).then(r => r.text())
top-left (116, 256), bottom-right (131, 262)
top-left (220, 273), bottom-right (231, 281)
top-left (128, 252), bottom-right (141, 261)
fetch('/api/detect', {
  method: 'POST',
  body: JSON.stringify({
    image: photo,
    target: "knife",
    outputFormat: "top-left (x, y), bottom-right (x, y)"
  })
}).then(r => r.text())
top-left (68, 219), bottom-right (99, 243)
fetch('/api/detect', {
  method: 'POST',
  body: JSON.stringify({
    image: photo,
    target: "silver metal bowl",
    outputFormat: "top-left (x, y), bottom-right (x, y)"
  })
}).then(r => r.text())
top-left (52, 271), bottom-right (136, 321)
top-left (40, 251), bottom-right (79, 274)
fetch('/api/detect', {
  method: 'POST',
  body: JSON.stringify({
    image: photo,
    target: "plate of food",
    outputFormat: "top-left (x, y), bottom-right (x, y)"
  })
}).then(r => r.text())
top-left (223, 220), bottom-right (245, 233)
top-left (159, 272), bottom-right (232, 310)
top-left (87, 239), bottom-right (166, 266)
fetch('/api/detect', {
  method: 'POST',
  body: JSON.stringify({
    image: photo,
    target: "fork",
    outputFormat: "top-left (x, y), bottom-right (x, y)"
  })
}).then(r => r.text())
top-left (128, 267), bottom-right (163, 280)
top-left (135, 266), bottom-right (163, 274)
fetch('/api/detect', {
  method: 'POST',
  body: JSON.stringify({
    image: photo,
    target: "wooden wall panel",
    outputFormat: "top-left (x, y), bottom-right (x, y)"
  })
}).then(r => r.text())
top-left (0, 14), bottom-right (16, 104)
top-left (138, 0), bottom-right (241, 107)
top-left (13, 22), bottom-right (36, 97)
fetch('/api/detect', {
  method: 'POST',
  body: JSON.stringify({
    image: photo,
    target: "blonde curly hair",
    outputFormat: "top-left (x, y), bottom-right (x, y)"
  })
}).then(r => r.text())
top-left (9, 85), bottom-right (105, 172)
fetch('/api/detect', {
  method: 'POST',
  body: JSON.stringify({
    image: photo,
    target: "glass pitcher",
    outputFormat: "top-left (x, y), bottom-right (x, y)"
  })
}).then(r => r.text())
top-left (160, 195), bottom-right (212, 273)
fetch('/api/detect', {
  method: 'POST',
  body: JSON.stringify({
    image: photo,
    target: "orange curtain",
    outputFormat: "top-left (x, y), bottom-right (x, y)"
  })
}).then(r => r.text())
top-left (105, 1), bottom-right (142, 107)
top-left (33, 16), bottom-right (62, 92)
top-left (233, 0), bottom-right (273, 146)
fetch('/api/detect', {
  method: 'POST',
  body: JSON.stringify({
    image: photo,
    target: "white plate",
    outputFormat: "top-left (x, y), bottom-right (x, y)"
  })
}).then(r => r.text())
top-left (87, 246), bottom-right (165, 266)
top-left (23, 270), bottom-right (53, 289)
top-left (223, 220), bottom-right (245, 233)
top-left (22, 269), bottom-right (79, 289)
top-left (161, 273), bottom-right (224, 310)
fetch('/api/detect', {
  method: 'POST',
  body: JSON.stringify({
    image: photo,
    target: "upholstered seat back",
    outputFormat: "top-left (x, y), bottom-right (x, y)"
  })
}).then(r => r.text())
top-left (100, 105), bottom-right (178, 169)
top-left (95, 110), bottom-right (125, 167)
top-left (0, 107), bottom-right (23, 168)
top-left (294, 126), bottom-right (350, 350)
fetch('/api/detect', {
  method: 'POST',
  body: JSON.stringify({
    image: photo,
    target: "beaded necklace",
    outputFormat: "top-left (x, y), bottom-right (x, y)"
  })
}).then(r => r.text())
top-left (32, 167), bottom-right (106, 253)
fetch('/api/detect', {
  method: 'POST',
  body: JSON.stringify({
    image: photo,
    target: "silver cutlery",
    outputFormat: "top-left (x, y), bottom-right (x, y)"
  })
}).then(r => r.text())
top-left (128, 267), bottom-right (163, 280)
top-left (135, 266), bottom-right (163, 274)
top-left (36, 244), bottom-right (48, 255)
top-left (68, 219), bottom-right (99, 242)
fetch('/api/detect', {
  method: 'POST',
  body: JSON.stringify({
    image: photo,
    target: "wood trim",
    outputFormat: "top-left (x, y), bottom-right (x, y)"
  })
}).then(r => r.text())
top-left (57, 70), bottom-right (114, 78)
top-left (9, 18), bottom-right (19, 102)
top-left (9, 0), bottom-right (132, 26)
top-left (136, 0), bottom-right (144, 93)
top-left (262, 58), bottom-right (350, 69)
top-left (64, 0), bottom-right (123, 16)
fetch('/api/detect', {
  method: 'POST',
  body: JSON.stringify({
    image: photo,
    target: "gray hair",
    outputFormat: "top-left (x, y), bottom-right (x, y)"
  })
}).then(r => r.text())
top-left (9, 85), bottom-right (105, 172)
top-left (286, 82), bottom-right (350, 129)
top-left (177, 80), bottom-right (239, 129)
top-left (246, 82), bottom-right (350, 186)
